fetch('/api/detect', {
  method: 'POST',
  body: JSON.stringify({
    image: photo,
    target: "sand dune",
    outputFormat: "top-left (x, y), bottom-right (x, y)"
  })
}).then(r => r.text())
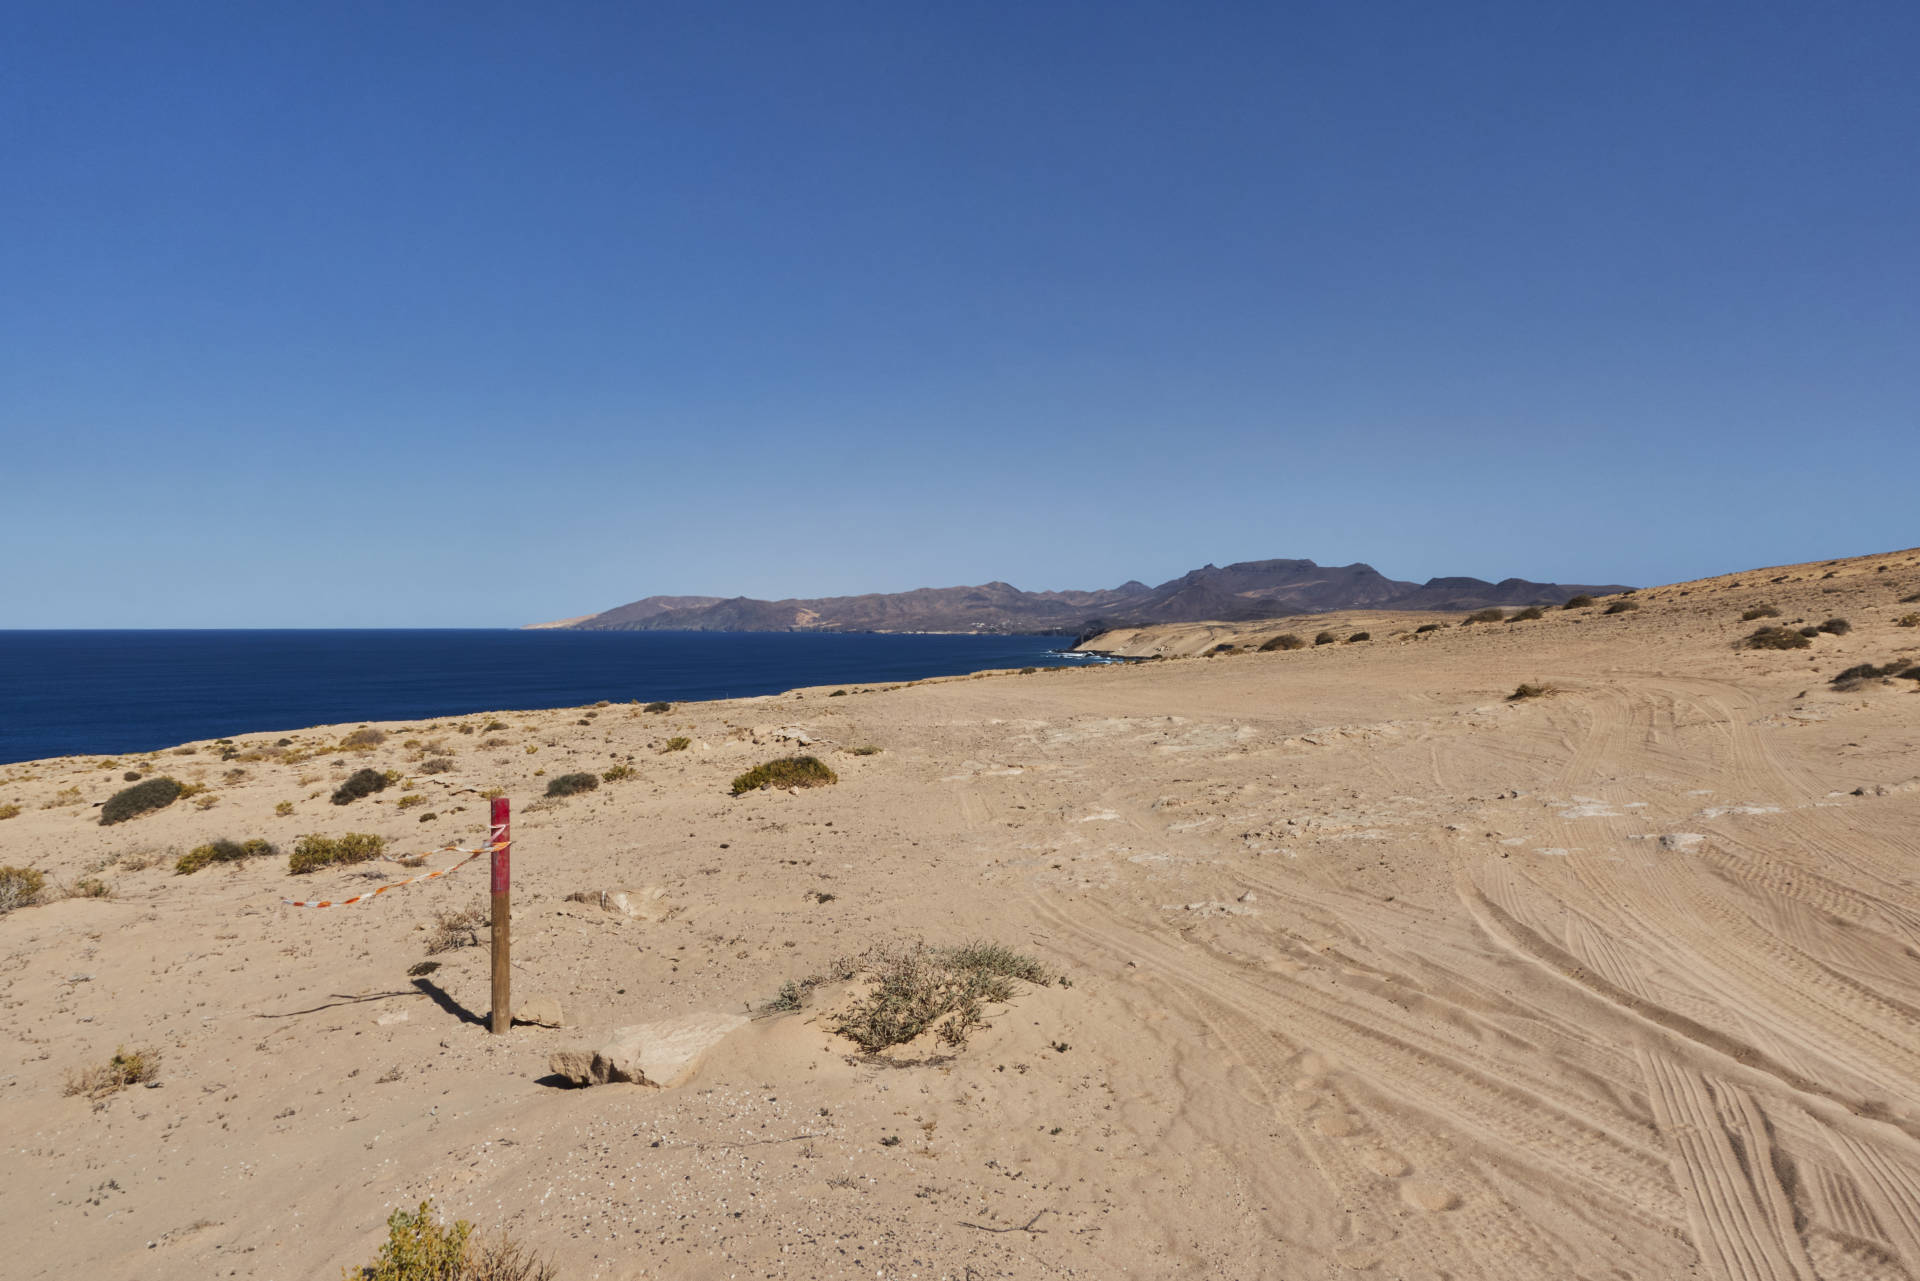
top-left (3, 547), bottom-right (1919, 1279)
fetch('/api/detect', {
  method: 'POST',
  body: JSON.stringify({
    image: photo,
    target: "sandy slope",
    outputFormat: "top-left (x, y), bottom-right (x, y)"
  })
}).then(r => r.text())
top-left (3, 548), bottom-right (1920, 1280)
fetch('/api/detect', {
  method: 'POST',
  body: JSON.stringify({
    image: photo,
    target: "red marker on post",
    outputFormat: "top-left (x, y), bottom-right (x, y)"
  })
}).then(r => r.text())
top-left (489, 797), bottom-right (511, 1034)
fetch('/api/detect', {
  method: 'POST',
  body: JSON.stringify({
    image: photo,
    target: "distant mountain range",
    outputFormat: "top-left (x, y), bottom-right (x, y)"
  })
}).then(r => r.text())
top-left (533, 558), bottom-right (1631, 636)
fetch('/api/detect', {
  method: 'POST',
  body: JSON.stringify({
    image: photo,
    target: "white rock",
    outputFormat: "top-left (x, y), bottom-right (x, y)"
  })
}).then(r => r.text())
top-left (583, 1012), bottom-right (748, 1088)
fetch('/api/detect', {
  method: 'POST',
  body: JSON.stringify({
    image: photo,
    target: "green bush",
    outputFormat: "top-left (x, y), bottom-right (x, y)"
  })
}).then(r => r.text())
top-left (331, 768), bottom-right (390, 806)
top-left (1463, 608), bottom-right (1505, 625)
top-left (100, 777), bottom-right (184, 825)
top-left (1258, 634), bottom-right (1306, 651)
top-left (288, 832), bottom-right (386, 875)
top-left (0, 866), bottom-right (47, 914)
top-left (1741, 605), bottom-right (1781, 621)
top-left (1604, 600), bottom-right (1640, 615)
top-left (643, 701), bottom-right (672, 714)
top-left (1743, 626), bottom-right (1811, 650)
top-left (345, 1199), bottom-right (556, 1281)
top-left (1506, 607), bottom-right (1545, 622)
top-left (176, 837), bottom-right (276, 875)
top-left (545, 772), bottom-right (599, 798)
top-left (1563, 595), bottom-right (1595, 609)
top-left (731, 755), bottom-right (837, 795)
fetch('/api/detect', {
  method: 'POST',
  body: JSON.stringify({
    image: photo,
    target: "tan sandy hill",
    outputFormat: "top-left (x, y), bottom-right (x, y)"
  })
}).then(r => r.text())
top-left (3, 546), bottom-right (1920, 1279)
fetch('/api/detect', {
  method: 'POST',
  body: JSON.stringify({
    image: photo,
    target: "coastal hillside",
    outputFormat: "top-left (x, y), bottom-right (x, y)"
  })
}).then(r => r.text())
top-left (542, 556), bottom-right (1631, 633)
top-left (3, 546), bottom-right (1918, 1279)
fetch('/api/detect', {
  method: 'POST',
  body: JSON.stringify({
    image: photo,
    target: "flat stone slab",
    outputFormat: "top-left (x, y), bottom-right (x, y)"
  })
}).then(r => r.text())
top-left (549, 1011), bottom-right (747, 1088)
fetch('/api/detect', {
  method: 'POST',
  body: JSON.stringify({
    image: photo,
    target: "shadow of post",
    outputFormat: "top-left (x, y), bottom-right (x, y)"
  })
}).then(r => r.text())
top-left (412, 977), bottom-right (486, 1026)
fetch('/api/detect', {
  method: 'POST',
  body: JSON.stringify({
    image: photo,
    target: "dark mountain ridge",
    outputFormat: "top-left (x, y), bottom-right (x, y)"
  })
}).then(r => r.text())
top-left (542, 557), bottom-right (1630, 635)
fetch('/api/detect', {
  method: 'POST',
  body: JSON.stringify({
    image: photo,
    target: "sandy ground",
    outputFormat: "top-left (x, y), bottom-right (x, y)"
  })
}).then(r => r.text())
top-left (4, 548), bottom-right (1920, 1280)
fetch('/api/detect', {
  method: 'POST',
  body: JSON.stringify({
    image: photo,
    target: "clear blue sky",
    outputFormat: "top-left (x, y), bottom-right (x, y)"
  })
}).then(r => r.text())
top-left (6, 2), bottom-right (1916, 627)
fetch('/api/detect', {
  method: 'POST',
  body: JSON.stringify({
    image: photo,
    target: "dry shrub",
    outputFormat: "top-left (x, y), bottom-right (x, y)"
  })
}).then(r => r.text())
top-left (1741, 604), bottom-right (1781, 621)
top-left (100, 777), bottom-right (183, 825)
top-left (731, 756), bottom-right (836, 794)
top-left (1508, 682), bottom-right (1559, 701)
top-left (0, 803), bottom-right (19, 821)
top-left (0, 865), bottom-right (47, 914)
top-left (1563, 595), bottom-right (1595, 609)
top-left (602, 763), bottom-right (635, 782)
top-left (1604, 600), bottom-right (1640, 615)
top-left (1817, 617), bottom-right (1851, 635)
top-left (1414, 623), bottom-right (1443, 634)
top-left (828, 940), bottom-right (1054, 1053)
top-left (64, 1046), bottom-right (159, 1098)
top-left (544, 772), bottom-right (599, 797)
top-left (347, 1199), bottom-right (556, 1281)
top-left (661, 736), bottom-right (691, 753)
top-left (1313, 631), bottom-right (1338, 646)
top-left (1345, 631), bottom-right (1371, 642)
top-left (417, 758), bottom-right (455, 775)
top-left (426, 906), bottom-right (486, 954)
top-left (1898, 613), bottom-right (1920, 627)
top-left (1463, 609), bottom-right (1505, 625)
top-left (289, 832), bottom-right (386, 874)
top-left (176, 837), bottom-right (275, 875)
top-left (1743, 626), bottom-right (1811, 651)
top-left (1258, 633), bottom-right (1306, 651)
top-left (1505, 607), bottom-right (1545, 623)
top-left (342, 728), bottom-right (387, 749)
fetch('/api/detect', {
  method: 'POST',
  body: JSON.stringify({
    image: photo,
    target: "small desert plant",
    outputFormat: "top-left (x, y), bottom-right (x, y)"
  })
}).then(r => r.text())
top-left (484, 720), bottom-right (508, 732)
top-left (122, 771), bottom-right (142, 782)
top-left (68, 877), bottom-right (111, 899)
top-left (64, 1045), bottom-right (159, 1098)
top-left (275, 800), bottom-right (294, 817)
top-left (176, 837), bottom-right (275, 875)
top-left (1313, 631), bottom-right (1338, 646)
top-left (345, 1198), bottom-right (557, 1281)
top-left (0, 803), bottom-right (19, 821)
top-left (1898, 613), bottom-right (1920, 627)
top-left (545, 772), bottom-right (599, 798)
top-left (644, 701), bottom-right (672, 714)
top-left (331, 768), bottom-right (391, 806)
top-left (602, 763), bottom-right (635, 782)
top-left (849, 745), bottom-right (881, 756)
top-left (1604, 600), bottom-right (1640, 615)
top-left (417, 758), bottom-right (455, 775)
top-left (395, 794), bottom-right (426, 809)
top-left (1258, 634), bottom-right (1306, 651)
top-left (1743, 626), bottom-right (1811, 651)
top-left (1414, 623), bottom-right (1443, 634)
top-left (0, 865), bottom-right (48, 913)
top-left (1345, 631), bottom-right (1371, 642)
top-left (828, 940), bottom-right (1054, 1053)
top-left (1563, 595), bottom-right (1595, 609)
top-left (1508, 682), bottom-right (1559, 701)
top-left (731, 756), bottom-right (837, 794)
top-left (1741, 605), bottom-right (1781, 621)
top-left (45, 785), bottom-right (84, 808)
top-left (1506, 607), bottom-right (1545, 623)
top-left (426, 906), bottom-right (487, 954)
top-left (1831, 661), bottom-right (1919, 689)
top-left (1206, 643), bottom-right (1236, 655)
top-left (1818, 617), bottom-right (1851, 635)
top-left (341, 728), bottom-right (387, 749)
top-left (288, 832), bottom-right (386, 874)
top-left (660, 736), bottom-right (691, 753)
top-left (1463, 609), bottom-right (1505, 625)
top-left (829, 689), bottom-right (848, 697)
top-left (99, 777), bottom-right (184, 825)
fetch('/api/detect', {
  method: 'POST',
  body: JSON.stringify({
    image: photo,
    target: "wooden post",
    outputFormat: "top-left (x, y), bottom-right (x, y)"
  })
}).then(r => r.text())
top-left (489, 796), bottom-right (511, 1034)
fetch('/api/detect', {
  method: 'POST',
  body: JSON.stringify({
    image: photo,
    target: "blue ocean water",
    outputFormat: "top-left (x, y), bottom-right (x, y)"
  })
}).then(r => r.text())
top-left (0, 630), bottom-right (1100, 765)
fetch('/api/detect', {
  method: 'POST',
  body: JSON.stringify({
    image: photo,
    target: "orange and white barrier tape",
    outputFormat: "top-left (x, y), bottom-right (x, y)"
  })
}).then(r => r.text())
top-left (280, 841), bottom-right (506, 908)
